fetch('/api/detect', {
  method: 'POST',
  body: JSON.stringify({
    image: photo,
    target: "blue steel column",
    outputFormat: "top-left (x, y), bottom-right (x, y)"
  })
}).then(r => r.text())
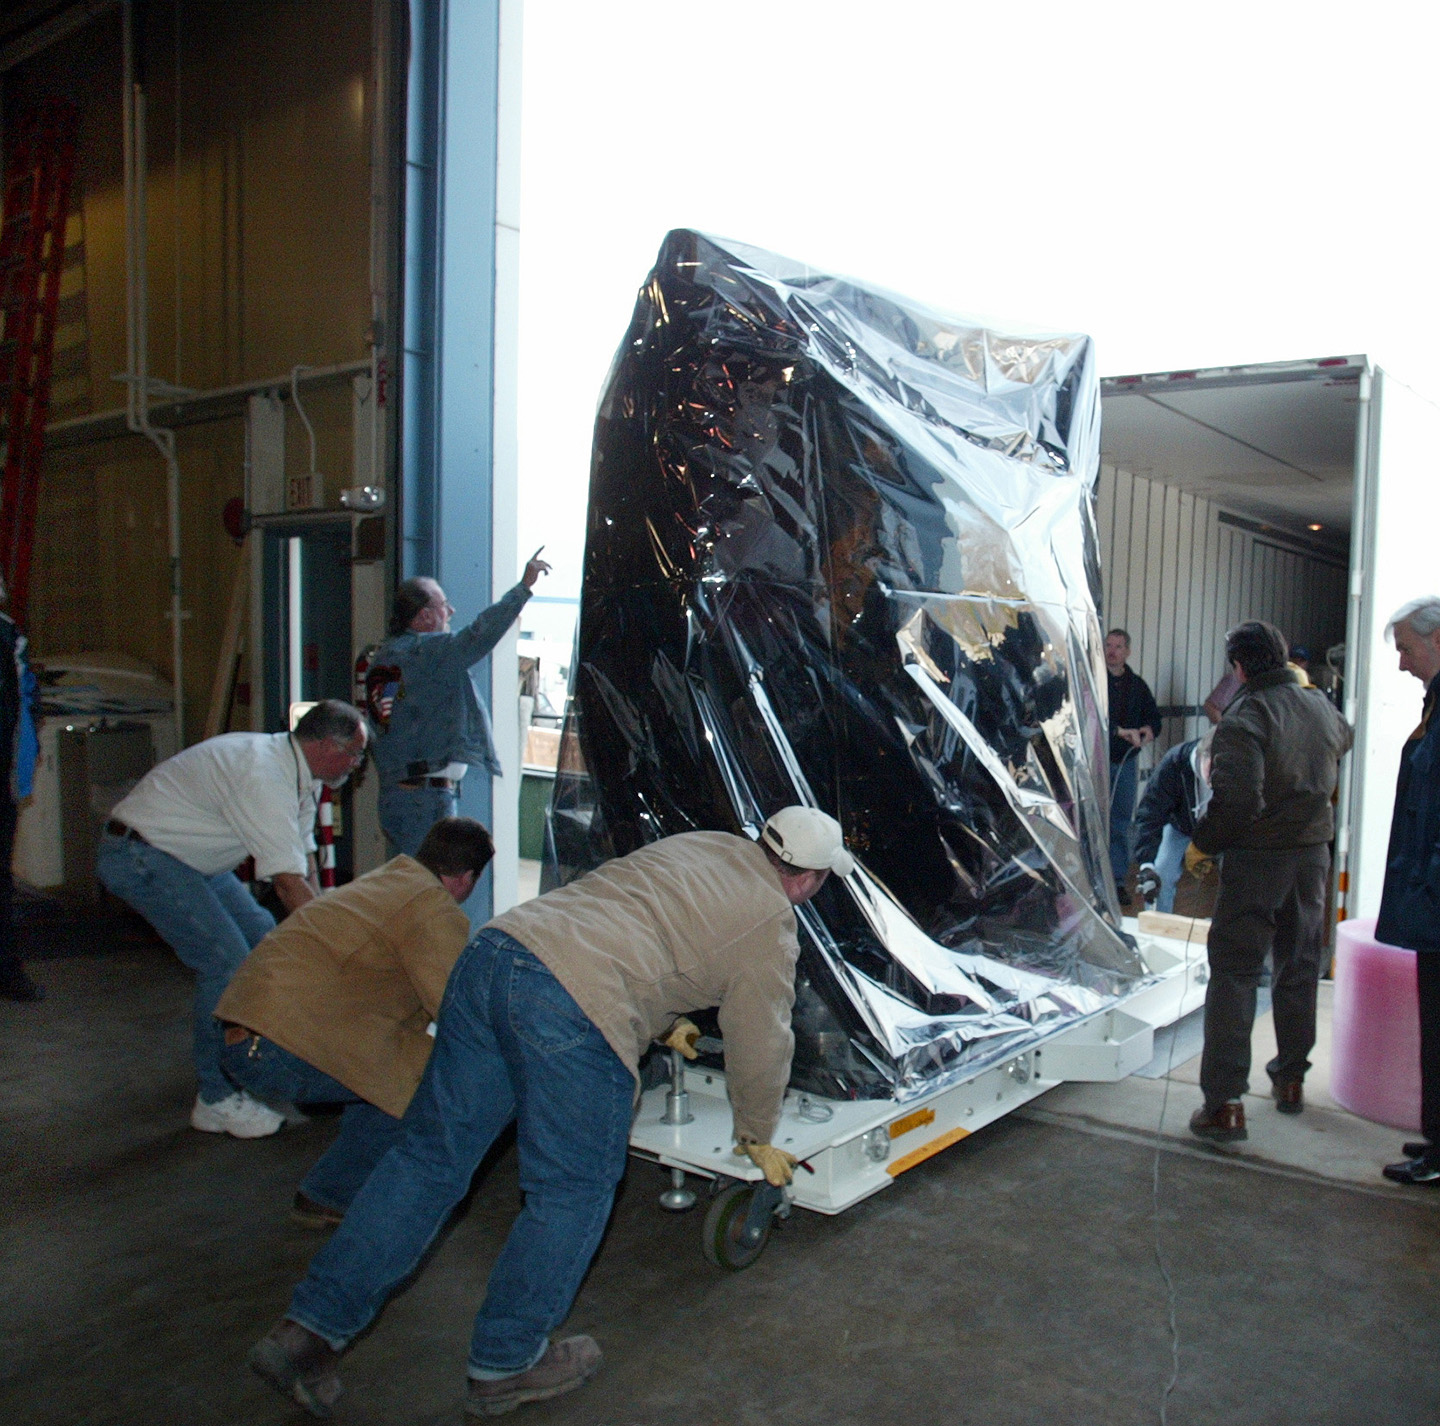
top-left (402, 0), bottom-right (441, 581)
top-left (401, 0), bottom-right (503, 916)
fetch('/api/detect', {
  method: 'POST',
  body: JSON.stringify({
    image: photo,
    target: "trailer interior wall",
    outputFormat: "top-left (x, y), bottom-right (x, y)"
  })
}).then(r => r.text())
top-left (1097, 359), bottom-right (1440, 923)
top-left (1095, 360), bottom-right (1364, 892)
top-left (1095, 464), bottom-right (1349, 761)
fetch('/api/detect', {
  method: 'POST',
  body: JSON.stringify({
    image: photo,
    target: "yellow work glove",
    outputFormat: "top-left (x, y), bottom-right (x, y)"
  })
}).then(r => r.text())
top-left (1183, 842), bottom-right (1216, 880)
top-left (738, 1140), bottom-right (798, 1186)
top-left (663, 1017), bottom-right (700, 1060)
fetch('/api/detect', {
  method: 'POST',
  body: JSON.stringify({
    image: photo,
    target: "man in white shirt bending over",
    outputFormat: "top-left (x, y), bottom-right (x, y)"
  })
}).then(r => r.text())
top-left (97, 700), bottom-right (368, 1139)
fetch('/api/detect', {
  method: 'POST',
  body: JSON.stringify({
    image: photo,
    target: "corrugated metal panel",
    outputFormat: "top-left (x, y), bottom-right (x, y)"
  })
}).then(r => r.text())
top-left (1096, 464), bottom-right (1349, 776)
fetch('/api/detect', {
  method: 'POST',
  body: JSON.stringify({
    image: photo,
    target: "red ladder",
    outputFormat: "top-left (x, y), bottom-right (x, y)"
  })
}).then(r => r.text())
top-left (0, 99), bottom-right (80, 626)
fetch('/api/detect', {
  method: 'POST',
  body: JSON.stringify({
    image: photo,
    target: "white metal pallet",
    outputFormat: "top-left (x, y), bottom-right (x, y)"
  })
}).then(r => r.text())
top-left (628, 923), bottom-right (1207, 1216)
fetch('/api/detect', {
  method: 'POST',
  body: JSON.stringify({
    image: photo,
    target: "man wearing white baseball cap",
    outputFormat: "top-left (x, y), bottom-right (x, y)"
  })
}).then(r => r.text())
top-left (251, 807), bottom-right (851, 1419)
top-left (759, 804), bottom-right (856, 877)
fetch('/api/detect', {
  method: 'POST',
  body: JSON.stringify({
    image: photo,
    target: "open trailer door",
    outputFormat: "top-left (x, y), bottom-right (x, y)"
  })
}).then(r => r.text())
top-left (1342, 366), bottom-right (1440, 922)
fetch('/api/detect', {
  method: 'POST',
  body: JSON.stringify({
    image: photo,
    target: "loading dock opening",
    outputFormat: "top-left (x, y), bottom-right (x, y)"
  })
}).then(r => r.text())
top-left (1097, 355), bottom-right (1440, 926)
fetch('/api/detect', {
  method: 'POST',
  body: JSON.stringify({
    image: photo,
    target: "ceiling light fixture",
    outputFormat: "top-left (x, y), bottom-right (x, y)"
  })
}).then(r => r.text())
top-left (1307, 523), bottom-right (1323, 531)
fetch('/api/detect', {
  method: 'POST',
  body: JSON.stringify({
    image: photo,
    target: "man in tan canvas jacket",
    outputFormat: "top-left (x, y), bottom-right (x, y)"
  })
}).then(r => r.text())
top-left (215, 818), bottom-right (494, 1226)
top-left (250, 807), bottom-right (854, 1420)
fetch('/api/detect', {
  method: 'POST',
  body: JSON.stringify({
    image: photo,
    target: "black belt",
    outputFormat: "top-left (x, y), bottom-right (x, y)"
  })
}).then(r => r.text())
top-left (105, 818), bottom-right (149, 845)
top-left (397, 776), bottom-right (454, 790)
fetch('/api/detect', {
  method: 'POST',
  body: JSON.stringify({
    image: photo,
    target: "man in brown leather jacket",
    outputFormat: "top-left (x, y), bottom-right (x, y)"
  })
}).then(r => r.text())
top-left (1188, 621), bottom-right (1352, 1142)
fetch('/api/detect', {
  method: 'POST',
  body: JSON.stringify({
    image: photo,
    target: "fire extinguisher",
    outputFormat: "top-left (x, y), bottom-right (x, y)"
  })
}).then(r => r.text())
top-left (355, 645), bottom-right (376, 709)
top-left (317, 786), bottom-right (336, 889)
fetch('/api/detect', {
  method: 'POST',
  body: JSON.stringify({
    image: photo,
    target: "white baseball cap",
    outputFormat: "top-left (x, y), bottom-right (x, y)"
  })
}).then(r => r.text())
top-left (760, 806), bottom-right (855, 877)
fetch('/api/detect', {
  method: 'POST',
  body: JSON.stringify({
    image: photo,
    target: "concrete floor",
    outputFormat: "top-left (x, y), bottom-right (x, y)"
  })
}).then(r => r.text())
top-left (6, 936), bottom-right (1440, 1425)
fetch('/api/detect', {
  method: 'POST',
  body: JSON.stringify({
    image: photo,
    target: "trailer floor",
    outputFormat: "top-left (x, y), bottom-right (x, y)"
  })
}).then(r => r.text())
top-left (5, 943), bottom-right (1440, 1426)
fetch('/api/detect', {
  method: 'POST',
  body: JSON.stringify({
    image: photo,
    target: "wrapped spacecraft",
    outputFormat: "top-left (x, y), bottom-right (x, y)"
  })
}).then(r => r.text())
top-left (544, 230), bottom-right (1144, 1103)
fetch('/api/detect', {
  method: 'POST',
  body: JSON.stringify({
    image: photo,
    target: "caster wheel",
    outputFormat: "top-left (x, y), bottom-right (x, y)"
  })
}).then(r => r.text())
top-left (702, 1182), bottom-right (774, 1270)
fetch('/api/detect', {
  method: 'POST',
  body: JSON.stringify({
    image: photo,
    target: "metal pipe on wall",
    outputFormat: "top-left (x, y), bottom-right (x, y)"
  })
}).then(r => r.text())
top-left (121, 0), bottom-right (186, 744)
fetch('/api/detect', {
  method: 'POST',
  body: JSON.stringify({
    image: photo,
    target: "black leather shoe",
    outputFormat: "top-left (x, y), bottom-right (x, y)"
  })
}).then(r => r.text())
top-left (1272, 1080), bottom-right (1303, 1115)
top-left (1403, 1141), bottom-right (1433, 1160)
top-left (1382, 1157), bottom-right (1440, 1187)
top-left (1190, 1101), bottom-right (1247, 1142)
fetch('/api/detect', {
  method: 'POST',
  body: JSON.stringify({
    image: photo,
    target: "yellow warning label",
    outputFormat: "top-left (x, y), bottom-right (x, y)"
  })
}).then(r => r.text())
top-left (889, 1107), bottom-right (936, 1139)
top-left (886, 1125), bottom-right (970, 1177)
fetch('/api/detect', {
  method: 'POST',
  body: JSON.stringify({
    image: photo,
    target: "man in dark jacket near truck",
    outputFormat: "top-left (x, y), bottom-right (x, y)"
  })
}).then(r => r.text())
top-left (1374, 597), bottom-right (1440, 1186)
top-left (1188, 621), bottom-right (1353, 1143)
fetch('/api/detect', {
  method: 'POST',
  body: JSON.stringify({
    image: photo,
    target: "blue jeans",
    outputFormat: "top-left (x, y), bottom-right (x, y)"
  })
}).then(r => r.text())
top-left (1108, 754), bottom-right (1139, 890)
top-left (1153, 822), bottom-right (1191, 915)
top-left (97, 832), bottom-right (275, 1102)
top-left (287, 928), bottom-right (635, 1376)
top-left (379, 782), bottom-right (458, 858)
top-left (220, 1034), bottom-right (405, 1212)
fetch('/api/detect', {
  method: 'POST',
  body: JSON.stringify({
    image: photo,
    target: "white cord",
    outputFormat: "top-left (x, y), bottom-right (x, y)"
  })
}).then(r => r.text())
top-left (290, 365), bottom-right (318, 478)
top-left (1109, 742), bottom-right (1141, 806)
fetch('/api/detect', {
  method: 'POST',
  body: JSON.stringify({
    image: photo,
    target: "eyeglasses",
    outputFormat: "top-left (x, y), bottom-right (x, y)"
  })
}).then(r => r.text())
top-left (330, 738), bottom-right (368, 767)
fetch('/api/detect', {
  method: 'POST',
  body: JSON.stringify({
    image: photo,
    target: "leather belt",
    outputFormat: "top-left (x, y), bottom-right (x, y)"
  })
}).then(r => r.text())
top-left (397, 776), bottom-right (454, 789)
top-left (105, 818), bottom-right (149, 845)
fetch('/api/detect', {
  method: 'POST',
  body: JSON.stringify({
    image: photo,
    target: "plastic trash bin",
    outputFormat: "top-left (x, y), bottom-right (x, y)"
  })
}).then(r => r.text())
top-left (1331, 917), bottom-right (1421, 1131)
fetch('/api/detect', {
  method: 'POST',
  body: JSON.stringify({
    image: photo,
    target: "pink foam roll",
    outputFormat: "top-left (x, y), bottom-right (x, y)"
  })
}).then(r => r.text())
top-left (1330, 917), bottom-right (1422, 1131)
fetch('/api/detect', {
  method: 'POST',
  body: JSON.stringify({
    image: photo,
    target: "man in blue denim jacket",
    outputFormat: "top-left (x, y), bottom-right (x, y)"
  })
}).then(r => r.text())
top-left (368, 549), bottom-right (551, 855)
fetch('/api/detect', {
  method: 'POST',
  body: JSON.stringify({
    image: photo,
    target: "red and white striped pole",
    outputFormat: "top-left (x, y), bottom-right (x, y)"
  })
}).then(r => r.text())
top-left (317, 785), bottom-right (336, 889)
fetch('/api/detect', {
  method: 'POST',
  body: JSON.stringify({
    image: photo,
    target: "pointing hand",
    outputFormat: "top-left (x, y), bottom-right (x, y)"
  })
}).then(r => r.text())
top-left (523, 546), bottom-right (552, 589)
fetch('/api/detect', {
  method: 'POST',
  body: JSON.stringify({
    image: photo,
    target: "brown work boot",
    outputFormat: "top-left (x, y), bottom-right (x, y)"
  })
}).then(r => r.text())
top-left (465, 1336), bottom-right (603, 1417)
top-left (248, 1318), bottom-right (344, 1418)
top-left (1189, 1099), bottom-right (1247, 1142)
top-left (1272, 1080), bottom-right (1304, 1115)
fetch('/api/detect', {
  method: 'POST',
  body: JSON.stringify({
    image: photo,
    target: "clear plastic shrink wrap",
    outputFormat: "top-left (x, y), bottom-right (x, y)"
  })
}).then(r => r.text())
top-left (544, 230), bottom-right (1144, 1103)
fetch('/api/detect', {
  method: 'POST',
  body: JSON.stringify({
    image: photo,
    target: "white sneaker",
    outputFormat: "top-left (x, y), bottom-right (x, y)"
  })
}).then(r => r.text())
top-left (190, 1090), bottom-right (285, 1139)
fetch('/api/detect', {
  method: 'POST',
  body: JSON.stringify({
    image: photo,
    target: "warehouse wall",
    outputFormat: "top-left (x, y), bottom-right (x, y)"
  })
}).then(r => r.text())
top-left (1096, 463), bottom-right (1349, 762)
top-left (8, 0), bottom-right (375, 738)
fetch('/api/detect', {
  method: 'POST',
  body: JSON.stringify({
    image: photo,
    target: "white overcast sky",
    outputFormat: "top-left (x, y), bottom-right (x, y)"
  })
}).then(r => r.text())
top-left (516, 0), bottom-right (1439, 621)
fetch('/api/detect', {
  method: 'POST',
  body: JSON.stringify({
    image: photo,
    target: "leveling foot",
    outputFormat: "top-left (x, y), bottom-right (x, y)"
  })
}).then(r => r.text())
top-left (659, 1166), bottom-right (697, 1212)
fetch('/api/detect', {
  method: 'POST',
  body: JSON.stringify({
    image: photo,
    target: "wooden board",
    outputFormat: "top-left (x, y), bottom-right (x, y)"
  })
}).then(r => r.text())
top-left (1137, 909), bottom-right (1211, 946)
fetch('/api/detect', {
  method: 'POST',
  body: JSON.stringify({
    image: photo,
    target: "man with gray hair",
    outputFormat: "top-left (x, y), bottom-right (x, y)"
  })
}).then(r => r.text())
top-left (1187, 621), bottom-right (1352, 1143)
top-left (366, 550), bottom-right (551, 857)
top-left (1375, 596), bottom-right (1440, 1185)
top-left (250, 807), bottom-right (853, 1419)
top-left (98, 700), bottom-right (368, 1139)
